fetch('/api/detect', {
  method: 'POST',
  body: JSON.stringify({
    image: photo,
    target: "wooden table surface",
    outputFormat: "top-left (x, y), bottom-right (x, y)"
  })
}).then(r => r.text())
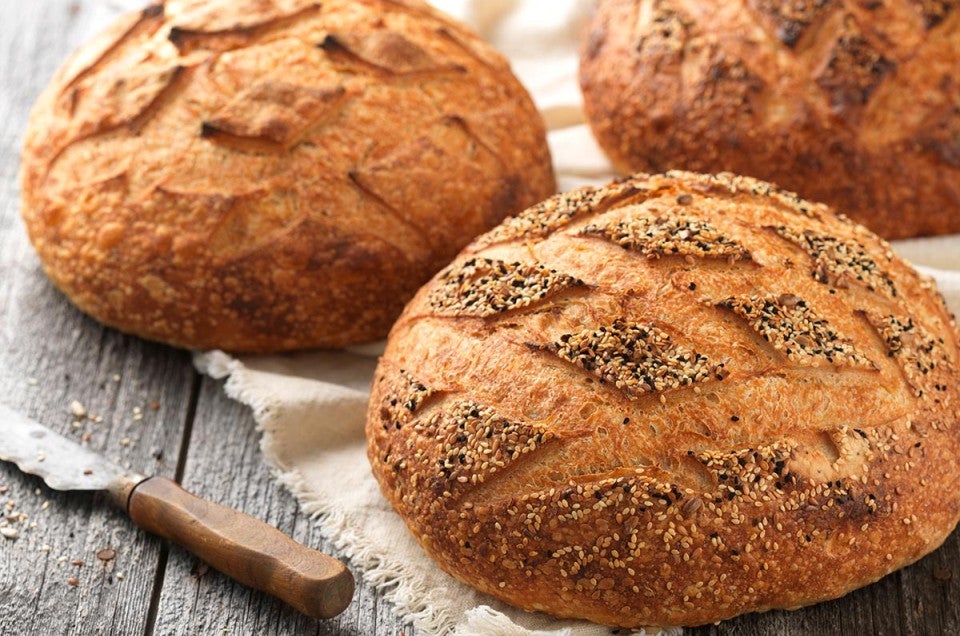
top-left (0, 2), bottom-right (957, 635)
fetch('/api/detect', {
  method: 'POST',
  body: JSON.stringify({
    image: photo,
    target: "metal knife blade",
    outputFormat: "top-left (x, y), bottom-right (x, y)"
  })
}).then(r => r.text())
top-left (0, 402), bottom-right (143, 493)
top-left (0, 401), bottom-right (354, 618)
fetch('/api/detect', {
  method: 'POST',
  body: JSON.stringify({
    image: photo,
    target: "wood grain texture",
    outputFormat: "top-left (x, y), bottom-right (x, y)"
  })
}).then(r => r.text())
top-left (150, 377), bottom-right (414, 636)
top-left (0, 1), bottom-right (957, 635)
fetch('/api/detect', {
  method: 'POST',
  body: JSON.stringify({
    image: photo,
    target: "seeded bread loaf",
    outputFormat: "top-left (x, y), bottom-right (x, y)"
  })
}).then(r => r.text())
top-left (19, 0), bottom-right (554, 352)
top-left (579, 0), bottom-right (960, 240)
top-left (366, 172), bottom-right (960, 628)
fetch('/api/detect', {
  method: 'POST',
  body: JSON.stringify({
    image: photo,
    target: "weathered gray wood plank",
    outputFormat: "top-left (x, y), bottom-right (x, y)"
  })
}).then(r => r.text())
top-left (151, 376), bottom-right (414, 636)
top-left (0, 198), bottom-right (198, 634)
top-left (0, 2), bottom-right (196, 635)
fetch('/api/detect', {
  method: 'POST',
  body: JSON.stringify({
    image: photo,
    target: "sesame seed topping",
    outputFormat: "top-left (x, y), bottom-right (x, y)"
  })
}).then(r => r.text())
top-left (774, 226), bottom-right (897, 296)
top-left (546, 319), bottom-right (722, 398)
top-left (429, 257), bottom-right (584, 317)
top-left (718, 294), bottom-right (873, 368)
top-left (862, 311), bottom-right (949, 397)
top-left (409, 400), bottom-right (552, 491)
top-left (581, 208), bottom-right (751, 262)
top-left (379, 370), bottom-right (435, 430)
top-left (478, 181), bottom-right (645, 245)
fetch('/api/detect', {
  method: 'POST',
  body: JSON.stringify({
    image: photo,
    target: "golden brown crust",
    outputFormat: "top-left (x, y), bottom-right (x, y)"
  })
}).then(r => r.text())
top-left (579, 0), bottom-right (960, 240)
top-left (366, 172), bottom-right (960, 628)
top-left (20, 0), bottom-right (554, 352)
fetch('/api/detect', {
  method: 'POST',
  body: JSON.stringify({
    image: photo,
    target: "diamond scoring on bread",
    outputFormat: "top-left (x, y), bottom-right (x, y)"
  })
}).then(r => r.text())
top-left (581, 207), bottom-right (753, 261)
top-left (544, 320), bottom-right (724, 398)
top-left (403, 398), bottom-right (554, 495)
top-left (717, 294), bottom-right (875, 368)
top-left (862, 310), bottom-right (952, 397)
top-left (367, 172), bottom-right (960, 628)
top-left (428, 258), bottom-right (585, 317)
top-left (773, 225), bottom-right (899, 296)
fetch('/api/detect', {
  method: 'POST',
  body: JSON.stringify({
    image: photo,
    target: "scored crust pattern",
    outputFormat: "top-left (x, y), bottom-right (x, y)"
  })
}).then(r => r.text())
top-left (581, 207), bottom-right (753, 261)
top-left (580, 0), bottom-right (960, 239)
top-left (716, 293), bottom-right (874, 368)
top-left (545, 319), bottom-right (724, 398)
top-left (367, 172), bottom-right (960, 628)
top-left (428, 258), bottom-right (585, 317)
top-left (20, 0), bottom-right (554, 351)
top-left (773, 225), bottom-right (899, 296)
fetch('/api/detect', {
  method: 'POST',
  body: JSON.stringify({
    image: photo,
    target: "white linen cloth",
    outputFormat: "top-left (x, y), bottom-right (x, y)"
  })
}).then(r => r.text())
top-left (195, 2), bottom-right (960, 634)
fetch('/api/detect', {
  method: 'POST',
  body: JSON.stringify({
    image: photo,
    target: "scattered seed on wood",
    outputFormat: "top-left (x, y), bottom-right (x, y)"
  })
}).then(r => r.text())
top-left (83, 469), bottom-right (93, 475)
top-left (0, 527), bottom-right (19, 540)
top-left (67, 577), bottom-right (79, 587)
top-left (69, 400), bottom-right (86, 419)
top-left (71, 560), bottom-right (84, 567)
top-left (96, 548), bottom-right (116, 562)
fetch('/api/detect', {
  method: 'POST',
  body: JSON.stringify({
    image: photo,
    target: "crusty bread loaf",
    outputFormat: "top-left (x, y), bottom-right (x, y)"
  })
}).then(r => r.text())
top-left (20, 0), bottom-right (554, 352)
top-left (579, 0), bottom-right (960, 240)
top-left (366, 171), bottom-right (960, 628)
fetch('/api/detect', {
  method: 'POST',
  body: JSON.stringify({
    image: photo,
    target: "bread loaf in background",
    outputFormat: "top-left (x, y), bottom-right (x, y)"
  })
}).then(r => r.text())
top-left (366, 171), bottom-right (960, 627)
top-left (580, 0), bottom-right (960, 240)
top-left (20, 0), bottom-right (554, 352)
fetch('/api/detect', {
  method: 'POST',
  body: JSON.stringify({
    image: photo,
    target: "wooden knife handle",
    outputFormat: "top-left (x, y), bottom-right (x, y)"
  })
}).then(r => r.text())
top-left (126, 476), bottom-right (354, 619)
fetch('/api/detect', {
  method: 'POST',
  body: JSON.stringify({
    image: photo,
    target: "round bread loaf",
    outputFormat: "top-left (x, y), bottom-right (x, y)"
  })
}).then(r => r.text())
top-left (579, 0), bottom-right (960, 240)
top-left (366, 172), bottom-right (960, 627)
top-left (20, 0), bottom-right (554, 352)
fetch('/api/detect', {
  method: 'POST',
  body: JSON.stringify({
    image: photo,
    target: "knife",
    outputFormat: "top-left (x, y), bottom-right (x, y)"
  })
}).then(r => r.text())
top-left (0, 402), bottom-right (354, 619)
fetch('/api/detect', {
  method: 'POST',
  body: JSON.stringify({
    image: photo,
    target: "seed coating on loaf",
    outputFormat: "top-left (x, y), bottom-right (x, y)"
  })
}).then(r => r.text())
top-left (773, 226), bottom-right (898, 296)
top-left (478, 181), bottom-right (648, 247)
top-left (546, 320), bottom-right (722, 398)
top-left (864, 311), bottom-right (950, 396)
top-left (367, 172), bottom-right (960, 628)
top-left (582, 209), bottom-right (752, 261)
top-left (20, 0), bottom-right (554, 351)
top-left (416, 400), bottom-right (554, 490)
top-left (428, 258), bottom-right (585, 317)
top-left (717, 294), bottom-right (874, 368)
